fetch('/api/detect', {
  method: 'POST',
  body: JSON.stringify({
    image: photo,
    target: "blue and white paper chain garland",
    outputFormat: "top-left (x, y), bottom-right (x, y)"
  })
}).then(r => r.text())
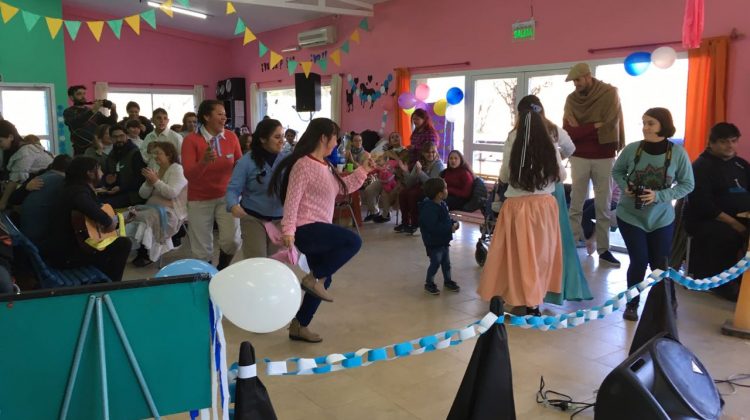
top-left (264, 252), bottom-right (750, 376)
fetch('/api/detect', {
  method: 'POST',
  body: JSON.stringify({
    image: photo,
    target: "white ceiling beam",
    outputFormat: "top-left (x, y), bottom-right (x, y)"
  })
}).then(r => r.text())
top-left (231, 0), bottom-right (374, 16)
top-left (334, 0), bottom-right (374, 10)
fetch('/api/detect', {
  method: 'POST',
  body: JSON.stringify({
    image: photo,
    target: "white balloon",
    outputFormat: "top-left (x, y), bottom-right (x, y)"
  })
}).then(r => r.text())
top-left (298, 254), bottom-right (310, 274)
top-left (651, 46), bottom-right (677, 69)
top-left (445, 105), bottom-right (461, 123)
top-left (209, 258), bottom-right (302, 333)
top-left (346, 74), bottom-right (352, 81)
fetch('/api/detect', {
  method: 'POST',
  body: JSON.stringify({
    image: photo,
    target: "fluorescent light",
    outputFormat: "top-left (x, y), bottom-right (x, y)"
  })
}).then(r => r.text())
top-left (147, 1), bottom-right (208, 19)
top-left (281, 46), bottom-right (301, 53)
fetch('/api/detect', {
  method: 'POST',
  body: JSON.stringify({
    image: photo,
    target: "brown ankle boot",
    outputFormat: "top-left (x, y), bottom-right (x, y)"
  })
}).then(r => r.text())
top-left (288, 319), bottom-right (322, 343)
top-left (300, 273), bottom-right (333, 302)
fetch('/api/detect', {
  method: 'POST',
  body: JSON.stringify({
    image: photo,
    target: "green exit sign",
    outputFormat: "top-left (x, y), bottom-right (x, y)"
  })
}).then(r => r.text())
top-left (512, 19), bottom-right (535, 40)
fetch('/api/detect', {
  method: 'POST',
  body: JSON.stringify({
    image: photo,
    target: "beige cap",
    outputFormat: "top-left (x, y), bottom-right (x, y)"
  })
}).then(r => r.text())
top-left (566, 63), bottom-right (591, 82)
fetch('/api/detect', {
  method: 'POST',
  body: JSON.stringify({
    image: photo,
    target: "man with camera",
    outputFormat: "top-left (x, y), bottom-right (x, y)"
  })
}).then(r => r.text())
top-left (63, 85), bottom-right (118, 156)
top-left (563, 63), bottom-right (625, 268)
top-left (684, 123), bottom-right (748, 302)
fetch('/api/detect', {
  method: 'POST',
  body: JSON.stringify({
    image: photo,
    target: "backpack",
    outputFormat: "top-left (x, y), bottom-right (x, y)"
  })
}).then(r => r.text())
top-left (461, 177), bottom-right (488, 212)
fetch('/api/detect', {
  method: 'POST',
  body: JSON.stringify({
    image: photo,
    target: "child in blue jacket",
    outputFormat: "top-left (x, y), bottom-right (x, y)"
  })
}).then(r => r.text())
top-left (418, 178), bottom-right (460, 295)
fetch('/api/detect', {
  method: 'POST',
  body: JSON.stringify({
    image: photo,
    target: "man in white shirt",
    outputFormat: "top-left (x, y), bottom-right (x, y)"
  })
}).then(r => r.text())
top-left (141, 108), bottom-right (183, 169)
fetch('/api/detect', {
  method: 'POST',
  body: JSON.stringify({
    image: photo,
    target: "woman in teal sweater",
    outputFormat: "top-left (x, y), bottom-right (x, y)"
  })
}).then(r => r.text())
top-left (612, 108), bottom-right (694, 321)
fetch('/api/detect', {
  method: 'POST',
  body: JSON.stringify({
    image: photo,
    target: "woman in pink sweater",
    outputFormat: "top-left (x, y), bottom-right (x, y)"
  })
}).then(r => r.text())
top-left (269, 118), bottom-right (374, 343)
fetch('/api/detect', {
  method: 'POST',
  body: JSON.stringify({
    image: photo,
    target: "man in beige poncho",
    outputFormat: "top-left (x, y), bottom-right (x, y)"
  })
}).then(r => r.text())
top-left (563, 63), bottom-right (625, 268)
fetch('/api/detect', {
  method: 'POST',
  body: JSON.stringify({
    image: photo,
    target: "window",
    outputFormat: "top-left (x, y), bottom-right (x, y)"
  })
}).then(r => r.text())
top-left (261, 86), bottom-right (332, 136)
top-left (108, 89), bottom-right (195, 124)
top-left (0, 84), bottom-right (56, 152)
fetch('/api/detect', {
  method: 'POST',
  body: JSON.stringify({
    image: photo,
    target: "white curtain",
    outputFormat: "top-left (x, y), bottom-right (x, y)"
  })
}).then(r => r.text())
top-left (249, 82), bottom-right (261, 131)
top-left (193, 84), bottom-right (204, 110)
top-left (94, 82), bottom-right (111, 117)
top-left (330, 74), bottom-right (343, 125)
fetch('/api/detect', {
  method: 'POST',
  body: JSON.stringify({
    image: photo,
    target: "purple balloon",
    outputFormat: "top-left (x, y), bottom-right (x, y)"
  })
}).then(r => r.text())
top-left (414, 101), bottom-right (429, 111)
top-left (398, 93), bottom-right (417, 109)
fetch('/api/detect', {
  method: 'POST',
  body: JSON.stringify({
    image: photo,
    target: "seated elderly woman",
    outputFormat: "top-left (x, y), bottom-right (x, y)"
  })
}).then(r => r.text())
top-left (128, 141), bottom-right (188, 267)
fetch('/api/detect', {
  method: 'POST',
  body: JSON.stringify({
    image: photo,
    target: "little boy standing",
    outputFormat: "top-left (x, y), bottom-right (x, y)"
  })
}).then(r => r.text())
top-left (418, 178), bottom-right (460, 295)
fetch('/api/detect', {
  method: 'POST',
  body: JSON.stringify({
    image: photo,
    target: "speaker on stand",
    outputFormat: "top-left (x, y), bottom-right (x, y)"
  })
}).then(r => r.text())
top-left (295, 73), bottom-right (321, 113)
top-left (215, 77), bottom-right (246, 129)
top-left (595, 334), bottom-right (721, 420)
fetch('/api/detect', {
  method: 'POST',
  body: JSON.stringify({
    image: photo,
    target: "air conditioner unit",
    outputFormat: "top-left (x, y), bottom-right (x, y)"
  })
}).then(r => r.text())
top-left (297, 26), bottom-right (336, 48)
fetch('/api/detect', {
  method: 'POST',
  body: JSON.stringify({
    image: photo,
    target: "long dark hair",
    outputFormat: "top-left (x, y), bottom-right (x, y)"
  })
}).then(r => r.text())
top-left (446, 150), bottom-right (473, 176)
top-left (268, 118), bottom-right (346, 203)
top-left (515, 95), bottom-right (559, 142)
top-left (0, 120), bottom-right (22, 150)
top-left (250, 118), bottom-right (282, 169)
top-left (65, 156), bottom-right (100, 185)
top-left (411, 109), bottom-right (435, 134)
top-left (508, 111), bottom-right (560, 192)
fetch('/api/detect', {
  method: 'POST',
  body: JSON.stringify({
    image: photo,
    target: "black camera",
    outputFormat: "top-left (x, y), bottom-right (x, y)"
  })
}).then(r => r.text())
top-left (633, 184), bottom-right (646, 210)
top-left (101, 99), bottom-right (113, 109)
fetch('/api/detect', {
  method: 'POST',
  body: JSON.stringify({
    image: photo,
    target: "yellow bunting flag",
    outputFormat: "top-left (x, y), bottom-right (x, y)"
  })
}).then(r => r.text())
top-left (330, 49), bottom-right (341, 66)
top-left (0, 2), bottom-right (19, 23)
top-left (45, 17), bottom-right (63, 39)
top-left (243, 27), bottom-right (256, 45)
top-left (301, 61), bottom-right (313, 77)
top-left (350, 29), bottom-right (360, 43)
top-left (87, 20), bottom-right (104, 42)
top-left (269, 51), bottom-right (283, 69)
top-left (161, 0), bottom-right (174, 18)
top-left (226, 1), bottom-right (236, 14)
top-left (124, 14), bottom-right (140, 35)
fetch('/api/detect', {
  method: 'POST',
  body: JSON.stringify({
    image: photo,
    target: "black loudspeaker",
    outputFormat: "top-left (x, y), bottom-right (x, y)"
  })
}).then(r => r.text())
top-left (595, 334), bottom-right (721, 420)
top-left (295, 73), bottom-right (321, 112)
top-left (216, 78), bottom-right (246, 101)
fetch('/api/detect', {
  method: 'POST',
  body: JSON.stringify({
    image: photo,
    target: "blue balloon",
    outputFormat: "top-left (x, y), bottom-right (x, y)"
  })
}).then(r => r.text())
top-left (446, 87), bottom-right (464, 105)
top-left (624, 52), bottom-right (652, 76)
top-left (156, 259), bottom-right (218, 278)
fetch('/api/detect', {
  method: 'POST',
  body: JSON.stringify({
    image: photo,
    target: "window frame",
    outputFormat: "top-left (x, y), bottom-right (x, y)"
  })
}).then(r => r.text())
top-left (259, 84), bottom-right (333, 133)
top-left (107, 86), bottom-right (196, 121)
top-left (0, 82), bottom-right (58, 154)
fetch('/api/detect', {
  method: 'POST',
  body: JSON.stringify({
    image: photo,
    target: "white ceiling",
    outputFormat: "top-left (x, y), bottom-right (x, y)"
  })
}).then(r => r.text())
top-left (63, 0), bottom-right (385, 39)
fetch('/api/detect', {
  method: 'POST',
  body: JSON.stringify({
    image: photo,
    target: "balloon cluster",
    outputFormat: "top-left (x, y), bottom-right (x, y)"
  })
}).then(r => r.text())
top-left (624, 46), bottom-right (678, 76)
top-left (397, 84), bottom-right (464, 122)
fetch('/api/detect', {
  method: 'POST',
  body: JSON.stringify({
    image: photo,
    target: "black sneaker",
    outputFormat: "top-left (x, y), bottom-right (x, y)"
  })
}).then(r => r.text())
top-left (364, 213), bottom-right (378, 222)
top-left (599, 251), bottom-right (621, 267)
top-left (623, 305), bottom-right (639, 321)
top-left (373, 214), bottom-right (391, 223)
top-left (424, 284), bottom-right (440, 295)
top-left (525, 306), bottom-right (542, 317)
top-left (394, 223), bottom-right (407, 232)
top-left (405, 225), bottom-right (419, 235)
top-left (444, 281), bottom-right (460, 292)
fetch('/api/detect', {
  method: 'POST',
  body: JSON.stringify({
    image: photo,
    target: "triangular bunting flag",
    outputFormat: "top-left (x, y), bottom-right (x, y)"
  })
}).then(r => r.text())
top-left (21, 10), bottom-right (40, 31)
top-left (350, 29), bottom-right (360, 43)
top-left (226, 1), bottom-right (236, 14)
top-left (141, 10), bottom-right (157, 29)
top-left (359, 18), bottom-right (369, 31)
top-left (0, 2), bottom-right (19, 24)
top-left (45, 17), bottom-right (63, 39)
top-left (301, 61), bottom-right (313, 77)
top-left (330, 49), bottom-right (341, 66)
top-left (287, 60), bottom-right (298, 76)
top-left (318, 58), bottom-right (328, 72)
top-left (234, 17), bottom-right (245, 35)
top-left (243, 27), bottom-right (256, 45)
top-left (341, 40), bottom-right (350, 54)
top-left (269, 51), bottom-right (283, 69)
top-left (107, 19), bottom-right (123, 39)
top-left (64, 20), bottom-right (81, 40)
top-left (124, 14), bottom-right (140, 35)
top-left (176, 0), bottom-right (190, 6)
top-left (160, 0), bottom-right (174, 18)
top-left (87, 21), bottom-right (105, 42)
top-left (258, 42), bottom-right (268, 57)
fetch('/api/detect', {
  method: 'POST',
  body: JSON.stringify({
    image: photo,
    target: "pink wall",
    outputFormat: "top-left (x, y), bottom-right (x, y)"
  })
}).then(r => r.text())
top-left (63, 6), bottom-right (235, 102)
top-left (228, 0), bottom-right (750, 156)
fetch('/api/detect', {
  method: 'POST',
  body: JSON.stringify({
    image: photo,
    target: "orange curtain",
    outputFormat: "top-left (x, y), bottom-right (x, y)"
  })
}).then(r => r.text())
top-left (684, 36), bottom-right (729, 160)
top-left (394, 68), bottom-right (412, 147)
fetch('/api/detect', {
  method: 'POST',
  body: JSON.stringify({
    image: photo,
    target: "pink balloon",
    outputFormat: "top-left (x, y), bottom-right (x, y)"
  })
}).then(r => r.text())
top-left (415, 84), bottom-right (430, 101)
top-left (398, 93), bottom-right (417, 109)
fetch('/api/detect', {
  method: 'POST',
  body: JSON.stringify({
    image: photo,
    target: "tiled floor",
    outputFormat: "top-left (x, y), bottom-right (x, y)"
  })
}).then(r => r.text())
top-left (128, 221), bottom-right (750, 419)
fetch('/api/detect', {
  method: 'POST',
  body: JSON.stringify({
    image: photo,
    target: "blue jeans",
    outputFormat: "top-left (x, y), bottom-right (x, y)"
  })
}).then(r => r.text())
top-left (425, 246), bottom-right (452, 286)
top-left (617, 218), bottom-right (674, 306)
top-left (294, 222), bottom-right (362, 326)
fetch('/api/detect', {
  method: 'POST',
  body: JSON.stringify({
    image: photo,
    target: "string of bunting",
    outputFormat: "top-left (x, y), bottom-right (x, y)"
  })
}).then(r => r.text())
top-left (226, 1), bottom-right (370, 77)
top-left (263, 252), bottom-right (750, 376)
top-left (0, 0), bottom-right (187, 41)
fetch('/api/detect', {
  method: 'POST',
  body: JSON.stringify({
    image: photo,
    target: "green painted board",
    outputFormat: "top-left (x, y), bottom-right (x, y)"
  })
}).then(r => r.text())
top-left (0, 276), bottom-right (212, 420)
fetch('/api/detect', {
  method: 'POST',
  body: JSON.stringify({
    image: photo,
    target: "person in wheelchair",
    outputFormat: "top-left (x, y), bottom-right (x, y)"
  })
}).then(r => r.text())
top-left (684, 122), bottom-right (748, 302)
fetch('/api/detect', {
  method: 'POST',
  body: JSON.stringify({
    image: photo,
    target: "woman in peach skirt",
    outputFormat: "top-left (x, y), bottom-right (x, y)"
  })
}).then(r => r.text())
top-left (478, 111), bottom-right (565, 316)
